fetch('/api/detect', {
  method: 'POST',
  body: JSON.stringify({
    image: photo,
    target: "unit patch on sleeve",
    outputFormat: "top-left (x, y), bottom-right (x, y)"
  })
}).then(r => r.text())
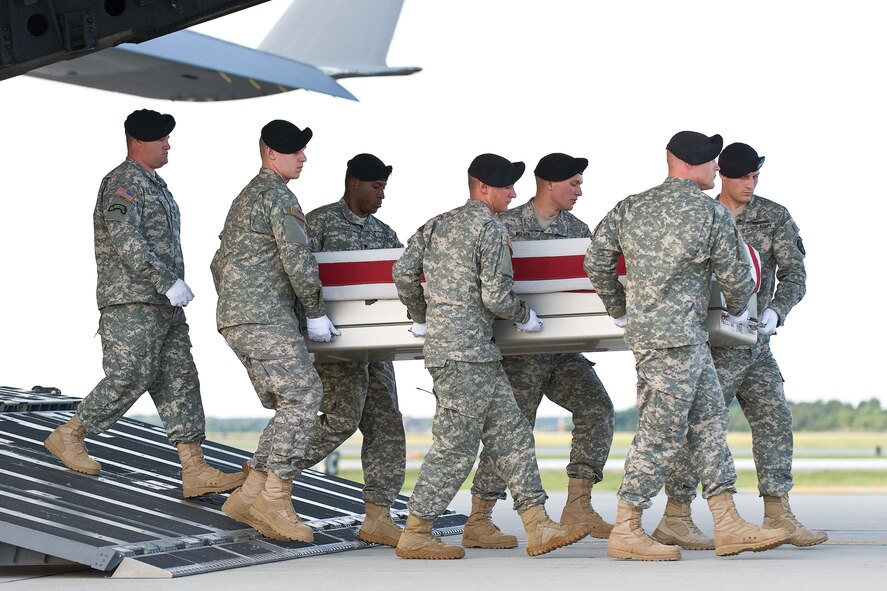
top-left (283, 204), bottom-right (309, 244)
top-left (106, 186), bottom-right (136, 222)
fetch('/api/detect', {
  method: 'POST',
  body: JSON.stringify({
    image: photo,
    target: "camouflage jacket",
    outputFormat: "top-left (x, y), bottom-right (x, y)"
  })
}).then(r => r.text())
top-left (585, 177), bottom-right (754, 350)
top-left (498, 198), bottom-right (591, 240)
top-left (94, 158), bottom-right (184, 309)
top-left (393, 199), bottom-right (531, 366)
top-left (306, 199), bottom-right (402, 251)
top-left (721, 194), bottom-right (806, 327)
top-left (211, 168), bottom-right (325, 330)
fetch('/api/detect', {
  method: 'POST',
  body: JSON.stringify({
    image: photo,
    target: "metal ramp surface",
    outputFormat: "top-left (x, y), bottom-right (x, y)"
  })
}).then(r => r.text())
top-left (0, 386), bottom-right (465, 578)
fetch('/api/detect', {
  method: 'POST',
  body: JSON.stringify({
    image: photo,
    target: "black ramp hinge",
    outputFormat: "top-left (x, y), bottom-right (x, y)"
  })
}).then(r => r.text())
top-left (0, 23), bottom-right (11, 67)
top-left (59, 9), bottom-right (97, 53)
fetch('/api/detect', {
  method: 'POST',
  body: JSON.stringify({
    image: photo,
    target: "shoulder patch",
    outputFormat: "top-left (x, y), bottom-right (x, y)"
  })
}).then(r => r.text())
top-left (115, 186), bottom-right (135, 202)
top-left (283, 204), bottom-right (309, 245)
top-left (507, 236), bottom-right (514, 256)
top-left (796, 237), bottom-right (806, 255)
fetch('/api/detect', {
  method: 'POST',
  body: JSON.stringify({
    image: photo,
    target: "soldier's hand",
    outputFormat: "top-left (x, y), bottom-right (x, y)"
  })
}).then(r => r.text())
top-left (165, 279), bottom-right (194, 307)
top-left (307, 315), bottom-right (341, 342)
top-left (515, 309), bottom-right (543, 333)
top-left (409, 322), bottom-right (427, 337)
top-left (613, 314), bottom-right (628, 328)
top-left (757, 308), bottom-right (779, 336)
top-left (723, 308), bottom-right (750, 325)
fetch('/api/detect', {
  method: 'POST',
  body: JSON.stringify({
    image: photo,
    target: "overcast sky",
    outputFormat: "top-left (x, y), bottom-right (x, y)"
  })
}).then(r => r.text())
top-left (1, 0), bottom-right (883, 419)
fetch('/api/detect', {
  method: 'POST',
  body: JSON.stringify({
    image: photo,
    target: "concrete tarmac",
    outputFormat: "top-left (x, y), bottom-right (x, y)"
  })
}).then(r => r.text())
top-left (2, 491), bottom-right (884, 590)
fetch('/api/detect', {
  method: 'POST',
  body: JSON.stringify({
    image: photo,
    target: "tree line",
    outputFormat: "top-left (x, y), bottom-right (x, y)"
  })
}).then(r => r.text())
top-left (615, 398), bottom-right (887, 433)
top-left (131, 398), bottom-right (887, 433)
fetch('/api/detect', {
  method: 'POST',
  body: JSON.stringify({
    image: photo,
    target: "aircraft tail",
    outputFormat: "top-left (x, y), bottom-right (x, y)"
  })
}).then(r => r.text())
top-left (258, 0), bottom-right (421, 79)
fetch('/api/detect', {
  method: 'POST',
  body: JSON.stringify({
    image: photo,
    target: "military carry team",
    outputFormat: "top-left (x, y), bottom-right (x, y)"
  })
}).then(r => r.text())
top-left (44, 109), bottom-right (823, 561)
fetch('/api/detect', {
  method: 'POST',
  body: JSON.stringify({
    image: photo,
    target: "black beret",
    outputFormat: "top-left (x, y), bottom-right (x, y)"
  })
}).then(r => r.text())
top-left (124, 109), bottom-right (175, 142)
top-left (468, 153), bottom-right (525, 187)
top-left (261, 119), bottom-right (313, 154)
top-left (534, 152), bottom-right (589, 182)
top-left (718, 142), bottom-right (765, 178)
top-left (666, 131), bottom-right (723, 165)
top-left (347, 153), bottom-right (393, 181)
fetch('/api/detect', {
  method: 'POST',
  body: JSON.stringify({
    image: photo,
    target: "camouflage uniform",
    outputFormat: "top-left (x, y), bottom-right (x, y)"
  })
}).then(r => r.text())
top-left (77, 158), bottom-right (205, 444)
top-left (666, 194), bottom-right (806, 501)
top-left (472, 199), bottom-right (614, 500)
top-left (584, 177), bottom-right (755, 509)
top-left (211, 168), bottom-right (325, 480)
top-left (392, 199), bottom-right (547, 520)
top-left (298, 199), bottom-right (406, 507)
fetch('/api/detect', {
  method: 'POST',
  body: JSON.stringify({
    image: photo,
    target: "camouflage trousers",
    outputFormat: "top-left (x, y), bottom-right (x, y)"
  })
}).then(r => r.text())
top-left (666, 344), bottom-right (793, 500)
top-left (472, 353), bottom-right (614, 500)
top-left (408, 360), bottom-right (547, 520)
top-left (77, 303), bottom-right (205, 444)
top-left (222, 323), bottom-right (322, 480)
top-left (619, 344), bottom-right (735, 509)
top-left (299, 361), bottom-right (406, 506)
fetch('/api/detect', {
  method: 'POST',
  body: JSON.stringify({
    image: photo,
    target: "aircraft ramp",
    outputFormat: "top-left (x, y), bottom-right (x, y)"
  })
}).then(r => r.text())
top-left (0, 386), bottom-right (465, 578)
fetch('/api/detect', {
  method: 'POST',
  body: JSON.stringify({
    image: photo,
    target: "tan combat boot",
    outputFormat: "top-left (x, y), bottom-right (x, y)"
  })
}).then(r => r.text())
top-left (395, 514), bottom-right (465, 559)
top-left (762, 495), bottom-right (828, 547)
top-left (248, 472), bottom-right (314, 543)
top-left (652, 497), bottom-right (715, 550)
top-left (359, 502), bottom-right (403, 547)
top-left (221, 468), bottom-right (279, 539)
top-left (521, 504), bottom-right (590, 557)
top-left (607, 499), bottom-right (681, 561)
top-left (560, 477), bottom-right (613, 539)
top-left (461, 495), bottom-right (518, 549)
top-left (44, 415), bottom-right (101, 475)
top-left (176, 441), bottom-right (247, 498)
top-left (707, 492), bottom-right (790, 556)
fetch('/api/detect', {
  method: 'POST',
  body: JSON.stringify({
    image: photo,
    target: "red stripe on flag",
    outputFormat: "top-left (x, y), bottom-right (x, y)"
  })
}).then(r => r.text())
top-left (511, 253), bottom-right (626, 279)
top-left (512, 255), bottom-right (586, 280)
top-left (318, 252), bottom-right (626, 287)
top-left (318, 260), bottom-right (396, 286)
top-left (746, 244), bottom-right (761, 292)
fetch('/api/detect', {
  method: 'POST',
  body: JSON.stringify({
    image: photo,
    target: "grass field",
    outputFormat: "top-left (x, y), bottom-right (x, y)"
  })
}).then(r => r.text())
top-left (324, 468), bottom-right (887, 493)
top-left (207, 430), bottom-right (887, 493)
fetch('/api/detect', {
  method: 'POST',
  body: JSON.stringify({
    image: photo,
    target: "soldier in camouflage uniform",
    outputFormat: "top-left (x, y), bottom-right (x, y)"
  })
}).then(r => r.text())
top-left (212, 120), bottom-right (340, 543)
top-left (585, 131), bottom-right (789, 561)
top-left (657, 142), bottom-right (826, 549)
top-left (44, 109), bottom-right (245, 499)
top-left (391, 153), bottom-right (589, 560)
top-left (468, 153), bottom-right (614, 549)
top-left (297, 153), bottom-right (407, 547)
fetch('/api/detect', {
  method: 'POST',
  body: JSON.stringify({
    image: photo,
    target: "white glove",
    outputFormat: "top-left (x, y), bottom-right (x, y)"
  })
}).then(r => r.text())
top-left (515, 309), bottom-right (543, 333)
top-left (757, 308), bottom-right (779, 336)
top-left (409, 322), bottom-right (427, 337)
top-left (165, 279), bottom-right (194, 307)
top-left (723, 308), bottom-right (750, 324)
top-left (307, 315), bottom-right (341, 342)
top-left (613, 314), bottom-right (628, 328)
